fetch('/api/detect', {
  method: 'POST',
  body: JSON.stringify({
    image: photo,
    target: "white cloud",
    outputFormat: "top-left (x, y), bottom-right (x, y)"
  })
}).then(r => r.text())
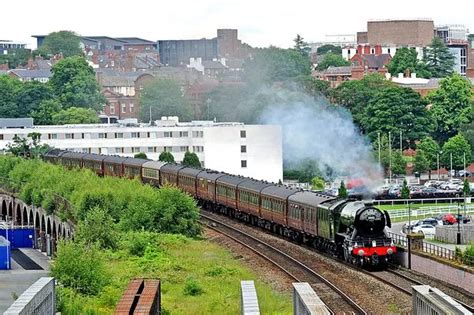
top-left (3, 0), bottom-right (474, 49)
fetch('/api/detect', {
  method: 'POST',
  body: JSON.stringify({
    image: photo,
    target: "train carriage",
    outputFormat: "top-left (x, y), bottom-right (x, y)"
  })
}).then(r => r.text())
top-left (177, 168), bottom-right (203, 197)
top-left (236, 179), bottom-right (271, 219)
top-left (141, 161), bottom-right (168, 187)
top-left (159, 164), bottom-right (184, 186)
top-left (60, 152), bottom-right (86, 169)
top-left (123, 158), bottom-right (148, 179)
top-left (196, 171), bottom-right (225, 203)
top-left (43, 149), bottom-right (66, 164)
top-left (103, 156), bottom-right (127, 177)
top-left (82, 154), bottom-right (106, 176)
top-left (288, 191), bottom-right (334, 236)
top-left (260, 186), bottom-right (297, 226)
top-left (215, 175), bottom-right (246, 209)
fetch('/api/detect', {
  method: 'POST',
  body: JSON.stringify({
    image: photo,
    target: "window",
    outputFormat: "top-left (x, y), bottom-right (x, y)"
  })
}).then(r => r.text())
top-left (99, 133), bottom-right (107, 139)
top-left (48, 134), bottom-right (58, 140)
top-left (192, 130), bottom-right (203, 137)
top-left (241, 160), bottom-right (247, 168)
top-left (164, 146), bottom-right (172, 152)
top-left (131, 132), bottom-right (139, 138)
top-left (241, 145), bottom-right (246, 153)
top-left (132, 147), bottom-right (140, 153)
top-left (164, 131), bottom-right (172, 138)
top-left (121, 104), bottom-right (126, 113)
top-left (81, 133), bottom-right (85, 139)
top-left (130, 104), bottom-right (134, 113)
top-left (179, 131), bottom-right (188, 137)
top-left (193, 146), bottom-right (204, 152)
top-left (180, 146), bottom-right (189, 152)
top-left (115, 147), bottom-right (124, 153)
top-left (0, 134), bottom-right (3, 140)
top-left (240, 130), bottom-right (246, 138)
top-left (81, 148), bottom-right (88, 153)
top-left (110, 105), bottom-right (115, 114)
top-left (65, 133), bottom-right (74, 139)
top-left (147, 132), bottom-right (151, 138)
top-left (387, 48), bottom-right (391, 54)
top-left (147, 146), bottom-right (154, 153)
top-left (115, 132), bottom-right (123, 139)
top-left (371, 48), bottom-right (375, 54)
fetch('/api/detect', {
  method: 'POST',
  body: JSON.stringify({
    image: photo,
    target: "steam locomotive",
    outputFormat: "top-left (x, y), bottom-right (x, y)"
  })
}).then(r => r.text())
top-left (43, 149), bottom-right (396, 267)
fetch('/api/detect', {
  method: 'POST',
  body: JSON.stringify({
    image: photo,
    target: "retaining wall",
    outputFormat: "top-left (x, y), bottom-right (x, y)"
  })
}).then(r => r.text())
top-left (435, 224), bottom-right (474, 244)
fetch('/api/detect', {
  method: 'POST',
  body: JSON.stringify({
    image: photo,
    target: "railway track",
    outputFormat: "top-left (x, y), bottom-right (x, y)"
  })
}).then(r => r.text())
top-left (200, 212), bottom-right (367, 315)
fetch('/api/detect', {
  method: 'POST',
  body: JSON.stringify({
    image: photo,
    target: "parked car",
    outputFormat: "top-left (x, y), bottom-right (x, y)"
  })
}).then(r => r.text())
top-left (434, 213), bottom-right (457, 225)
top-left (458, 170), bottom-right (471, 177)
top-left (455, 214), bottom-right (471, 224)
top-left (421, 186), bottom-right (437, 197)
top-left (412, 224), bottom-right (436, 238)
top-left (388, 186), bottom-right (401, 198)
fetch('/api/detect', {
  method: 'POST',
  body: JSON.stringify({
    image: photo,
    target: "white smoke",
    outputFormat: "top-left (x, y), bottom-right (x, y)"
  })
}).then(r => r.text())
top-left (258, 88), bottom-right (383, 193)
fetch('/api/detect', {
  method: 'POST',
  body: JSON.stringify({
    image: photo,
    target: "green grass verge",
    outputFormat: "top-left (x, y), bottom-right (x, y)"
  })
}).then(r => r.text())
top-left (56, 234), bottom-right (291, 315)
top-left (377, 202), bottom-right (460, 211)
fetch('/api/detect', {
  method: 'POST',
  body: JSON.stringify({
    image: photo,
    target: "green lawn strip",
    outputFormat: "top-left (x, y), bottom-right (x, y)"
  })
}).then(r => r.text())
top-left (377, 202), bottom-right (460, 211)
top-left (57, 234), bottom-right (292, 314)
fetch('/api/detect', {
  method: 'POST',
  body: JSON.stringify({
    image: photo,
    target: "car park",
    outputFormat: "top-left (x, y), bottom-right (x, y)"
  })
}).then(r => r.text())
top-left (412, 224), bottom-right (436, 238)
top-left (434, 213), bottom-right (457, 225)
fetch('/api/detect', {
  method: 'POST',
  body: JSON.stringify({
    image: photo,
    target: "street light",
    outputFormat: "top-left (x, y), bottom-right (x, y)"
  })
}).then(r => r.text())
top-left (456, 195), bottom-right (461, 245)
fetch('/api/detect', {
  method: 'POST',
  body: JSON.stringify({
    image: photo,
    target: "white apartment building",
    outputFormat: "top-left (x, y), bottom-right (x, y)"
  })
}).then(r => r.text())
top-left (0, 119), bottom-right (283, 183)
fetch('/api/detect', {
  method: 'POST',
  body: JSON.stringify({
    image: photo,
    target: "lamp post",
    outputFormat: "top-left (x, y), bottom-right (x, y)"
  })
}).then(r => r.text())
top-left (408, 202), bottom-right (413, 269)
top-left (389, 131), bottom-right (392, 183)
top-left (456, 196), bottom-right (461, 245)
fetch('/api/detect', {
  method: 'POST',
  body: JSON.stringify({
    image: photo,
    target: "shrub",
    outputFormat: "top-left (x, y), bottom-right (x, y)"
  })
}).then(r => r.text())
top-left (183, 277), bottom-right (204, 296)
top-left (51, 241), bottom-right (110, 295)
top-left (75, 207), bottom-right (119, 250)
top-left (463, 244), bottom-right (474, 266)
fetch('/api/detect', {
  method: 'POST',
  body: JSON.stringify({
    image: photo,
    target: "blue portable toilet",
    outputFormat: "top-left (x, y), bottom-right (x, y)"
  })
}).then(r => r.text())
top-left (0, 236), bottom-right (11, 270)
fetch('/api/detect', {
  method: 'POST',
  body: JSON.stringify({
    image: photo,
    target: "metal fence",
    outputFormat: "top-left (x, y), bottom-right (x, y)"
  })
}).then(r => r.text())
top-left (373, 197), bottom-right (472, 206)
top-left (386, 205), bottom-right (474, 220)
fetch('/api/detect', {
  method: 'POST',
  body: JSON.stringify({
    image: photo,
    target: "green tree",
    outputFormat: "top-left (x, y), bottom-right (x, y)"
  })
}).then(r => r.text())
top-left (316, 44), bottom-right (342, 55)
top-left (75, 207), bottom-right (118, 250)
top-left (38, 31), bottom-right (82, 57)
top-left (30, 100), bottom-right (62, 125)
top-left (297, 76), bottom-right (331, 98)
top-left (134, 152), bottom-right (148, 159)
top-left (0, 48), bottom-right (31, 69)
top-left (182, 151), bottom-right (201, 168)
top-left (331, 73), bottom-right (392, 128)
top-left (316, 53), bottom-right (350, 71)
top-left (361, 86), bottom-right (433, 146)
top-left (423, 37), bottom-right (455, 78)
top-left (50, 56), bottom-right (104, 110)
top-left (463, 179), bottom-right (470, 197)
top-left (391, 150), bottom-right (407, 175)
top-left (293, 34), bottom-right (310, 57)
top-left (51, 241), bottom-right (110, 295)
top-left (16, 81), bottom-right (54, 117)
top-left (159, 151), bottom-right (175, 163)
top-left (311, 177), bottom-right (325, 190)
top-left (441, 134), bottom-right (471, 170)
top-left (460, 121), bottom-right (474, 159)
top-left (140, 78), bottom-right (192, 122)
top-left (387, 47), bottom-right (430, 78)
top-left (338, 181), bottom-right (348, 198)
top-left (413, 150), bottom-right (430, 174)
top-left (401, 179), bottom-right (410, 199)
top-left (52, 107), bottom-right (99, 124)
top-left (427, 73), bottom-right (473, 142)
top-left (0, 75), bottom-right (22, 117)
top-left (244, 47), bottom-right (311, 84)
top-left (6, 133), bottom-right (50, 159)
top-left (417, 137), bottom-right (441, 170)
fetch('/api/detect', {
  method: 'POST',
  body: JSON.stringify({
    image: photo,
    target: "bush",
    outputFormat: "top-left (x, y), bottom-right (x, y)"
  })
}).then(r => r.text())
top-left (51, 241), bottom-right (110, 295)
top-left (463, 244), bottom-right (474, 266)
top-left (75, 207), bottom-right (119, 250)
top-left (120, 231), bottom-right (157, 257)
top-left (183, 277), bottom-right (204, 296)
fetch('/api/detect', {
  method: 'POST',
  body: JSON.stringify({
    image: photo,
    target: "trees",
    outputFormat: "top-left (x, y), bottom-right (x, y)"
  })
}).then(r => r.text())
top-left (182, 151), bottom-right (201, 168)
top-left (391, 151), bottom-right (407, 176)
top-left (316, 44), bottom-right (342, 55)
top-left (387, 47), bottom-right (430, 78)
top-left (75, 207), bottom-right (118, 250)
top-left (315, 53), bottom-right (350, 71)
top-left (16, 81), bottom-right (53, 117)
top-left (159, 151), bottom-right (175, 163)
top-left (423, 37), bottom-right (455, 78)
top-left (52, 107), bottom-right (99, 124)
top-left (338, 181), bottom-right (348, 198)
top-left (0, 48), bottom-right (31, 69)
top-left (401, 179), bottom-right (410, 199)
top-left (6, 133), bottom-right (50, 159)
top-left (298, 76), bottom-right (331, 98)
top-left (293, 34), bottom-right (310, 57)
top-left (360, 86), bottom-right (433, 146)
top-left (140, 78), bottom-right (192, 122)
top-left (50, 56), bottom-right (104, 110)
top-left (0, 75), bottom-right (22, 117)
top-left (413, 150), bottom-right (430, 174)
top-left (441, 134), bottom-right (471, 170)
top-left (38, 31), bottom-right (82, 57)
top-left (134, 152), bottom-right (148, 159)
top-left (417, 137), bottom-right (441, 175)
top-left (427, 73), bottom-right (473, 142)
top-left (463, 179), bottom-right (470, 197)
top-left (311, 177), bottom-right (325, 190)
top-left (30, 100), bottom-right (61, 125)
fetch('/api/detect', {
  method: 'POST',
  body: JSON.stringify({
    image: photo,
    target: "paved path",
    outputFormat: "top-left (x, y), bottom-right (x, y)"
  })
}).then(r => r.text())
top-left (0, 249), bottom-right (50, 313)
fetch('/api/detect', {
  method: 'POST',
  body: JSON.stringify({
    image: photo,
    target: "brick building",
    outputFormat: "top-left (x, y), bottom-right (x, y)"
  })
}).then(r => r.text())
top-left (365, 19), bottom-right (435, 46)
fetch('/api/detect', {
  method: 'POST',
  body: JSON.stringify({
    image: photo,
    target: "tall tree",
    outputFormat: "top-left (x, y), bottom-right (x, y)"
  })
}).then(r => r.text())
top-left (30, 100), bottom-right (61, 125)
top-left (140, 78), bottom-right (192, 122)
top-left (413, 150), bottom-right (430, 174)
top-left (360, 86), bottom-right (433, 147)
top-left (0, 48), bottom-right (31, 69)
top-left (401, 179), bottom-right (410, 199)
top-left (316, 44), bottom-right (342, 55)
top-left (441, 134), bottom-right (471, 170)
top-left (50, 56), bottom-right (105, 110)
top-left (427, 73), bottom-right (473, 142)
top-left (391, 150), bottom-right (407, 175)
top-left (182, 151), bottom-right (201, 168)
top-left (311, 177), bottom-right (325, 190)
top-left (423, 37), bottom-right (455, 78)
top-left (16, 81), bottom-right (53, 117)
top-left (38, 31), bottom-right (82, 57)
top-left (52, 107), bottom-right (100, 125)
top-left (387, 47), bottom-right (430, 78)
top-left (338, 181), bottom-right (348, 198)
top-left (0, 75), bottom-right (22, 117)
top-left (417, 137), bottom-right (441, 174)
top-left (316, 53), bottom-right (350, 71)
top-left (293, 34), bottom-right (310, 57)
top-left (159, 151), bottom-right (175, 163)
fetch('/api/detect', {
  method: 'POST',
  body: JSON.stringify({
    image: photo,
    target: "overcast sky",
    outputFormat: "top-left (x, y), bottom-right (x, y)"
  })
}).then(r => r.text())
top-left (3, 0), bottom-right (474, 49)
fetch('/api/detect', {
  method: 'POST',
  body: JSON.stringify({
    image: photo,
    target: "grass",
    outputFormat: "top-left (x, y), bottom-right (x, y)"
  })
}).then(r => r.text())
top-left (57, 234), bottom-right (292, 315)
top-left (377, 202), bottom-right (460, 211)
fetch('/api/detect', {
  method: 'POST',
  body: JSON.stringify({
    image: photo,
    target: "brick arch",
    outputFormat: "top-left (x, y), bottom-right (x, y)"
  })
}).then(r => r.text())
top-left (15, 203), bottom-right (21, 225)
top-left (46, 217), bottom-right (51, 235)
top-left (8, 201), bottom-right (13, 220)
top-left (41, 215), bottom-right (46, 233)
top-left (52, 221), bottom-right (57, 238)
top-left (1, 199), bottom-right (6, 221)
top-left (22, 206), bottom-right (28, 225)
top-left (35, 212), bottom-right (40, 230)
top-left (29, 209), bottom-right (34, 226)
